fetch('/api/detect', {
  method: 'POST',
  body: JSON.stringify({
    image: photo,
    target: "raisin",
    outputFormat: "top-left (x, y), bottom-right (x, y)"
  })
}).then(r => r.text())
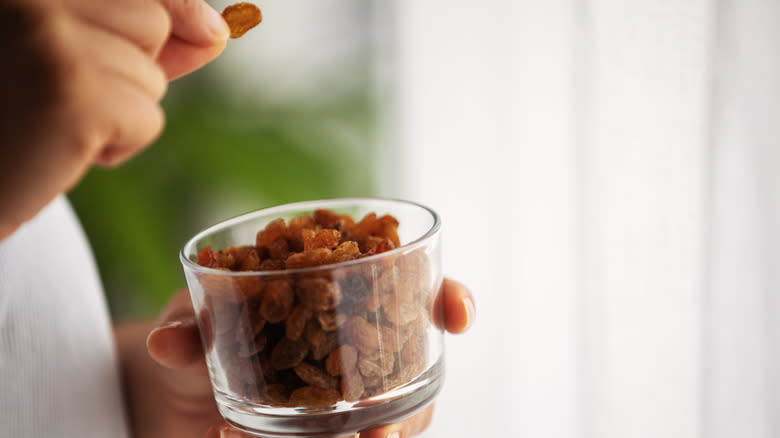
top-left (289, 386), bottom-right (341, 408)
top-left (316, 310), bottom-right (347, 331)
top-left (378, 325), bottom-right (400, 353)
top-left (256, 219), bottom-right (286, 249)
top-left (341, 369), bottom-right (364, 402)
top-left (294, 363), bottom-right (338, 390)
top-left (296, 278), bottom-right (342, 312)
top-left (232, 275), bottom-right (264, 301)
top-left (344, 316), bottom-right (379, 354)
top-left (197, 246), bottom-right (218, 268)
top-left (286, 248), bottom-right (332, 269)
top-left (303, 228), bottom-right (341, 251)
top-left (270, 338), bottom-right (310, 370)
top-left (259, 258), bottom-right (286, 271)
top-left (303, 318), bottom-right (326, 347)
top-left (285, 305), bottom-right (312, 341)
top-left (259, 280), bottom-right (294, 323)
top-left (237, 331), bottom-right (267, 358)
top-left (365, 290), bottom-right (390, 313)
top-left (328, 241), bottom-right (360, 264)
top-left (234, 303), bottom-right (266, 340)
top-left (209, 296), bottom-right (241, 337)
top-left (286, 215), bottom-right (316, 251)
top-left (401, 335), bottom-right (426, 377)
top-left (268, 238), bottom-right (289, 260)
top-left (324, 345), bottom-right (358, 377)
top-left (362, 236), bottom-right (396, 255)
top-left (264, 383), bottom-right (291, 405)
top-left (221, 2), bottom-right (262, 39)
top-left (310, 331), bottom-right (339, 361)
top-left (358, 351), bottom-right (395, 377)
top-left (384, 294), bottom-right (419, 326)
top-left (314, 209), bottom-right (353, 230)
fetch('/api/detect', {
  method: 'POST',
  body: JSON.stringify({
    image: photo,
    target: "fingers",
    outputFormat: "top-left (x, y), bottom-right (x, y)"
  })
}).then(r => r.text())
top-left (204, 423), bottom-right (357, 438)
top-left (433, 278), bottom-right (476, 334)
top-left (155, 0), bottom-right (230, 80)
top-left (359, 403), bottom-right (435, 438)
top-left (202, 405), bottom-right (435, 438)
top-left (147, 290), bottom-right (204, 369)
top-left (159, 0), bottom-right (230, 45)
top-left (157, 35), bottom-right (227, 80)
top-left (75, 21), bottom-right (168, 101)
top-left (69, 0), bottom-right (229, 81)
top-left (90, 74), bottom-right (166, 167)
top-left (69, 0), bottom-right (172, 57)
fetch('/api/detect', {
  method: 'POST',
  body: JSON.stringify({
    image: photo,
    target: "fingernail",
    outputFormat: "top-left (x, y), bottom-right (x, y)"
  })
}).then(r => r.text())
top-left (386, 432), bottom-right (400, 438)
top-left (147, 320), bottom-right (186, 346)
top-left (154, 320), bottom-right (184, 332)
top-left (203, 2), bottom-right (230, 39)
top-left (463, 296), bottom-right (476, 330)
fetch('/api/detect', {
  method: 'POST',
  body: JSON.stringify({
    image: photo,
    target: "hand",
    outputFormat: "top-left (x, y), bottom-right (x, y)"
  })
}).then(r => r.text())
top-left (0, 0), bottom-right (229, 240)
top-left (121, 278), bottom-right (475, 438)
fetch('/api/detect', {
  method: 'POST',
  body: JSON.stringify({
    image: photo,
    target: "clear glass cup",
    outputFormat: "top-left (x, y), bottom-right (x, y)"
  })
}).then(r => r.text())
top-left (180, 198), bottom-right (444, 437)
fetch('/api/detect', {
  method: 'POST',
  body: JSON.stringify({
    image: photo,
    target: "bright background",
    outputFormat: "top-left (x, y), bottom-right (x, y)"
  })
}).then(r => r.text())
top-left (69, 1), bottom-right (780, 437)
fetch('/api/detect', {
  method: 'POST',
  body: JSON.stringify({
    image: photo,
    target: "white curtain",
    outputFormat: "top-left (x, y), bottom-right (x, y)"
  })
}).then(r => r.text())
top-left (381, 0), bottom-right (780, 437)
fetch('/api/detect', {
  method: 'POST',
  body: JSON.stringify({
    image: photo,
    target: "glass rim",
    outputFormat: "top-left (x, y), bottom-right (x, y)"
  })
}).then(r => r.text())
top-left (179, 197), bottom-right (441, 277)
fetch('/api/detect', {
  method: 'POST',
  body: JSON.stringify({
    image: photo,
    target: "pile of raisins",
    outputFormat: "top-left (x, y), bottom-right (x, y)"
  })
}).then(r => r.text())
top-left (194, 209), bottom-right (432, 408)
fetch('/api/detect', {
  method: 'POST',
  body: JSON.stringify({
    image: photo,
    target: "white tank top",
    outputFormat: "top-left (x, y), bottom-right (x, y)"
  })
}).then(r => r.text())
top-left (0, 196), bottom-right (130, 437)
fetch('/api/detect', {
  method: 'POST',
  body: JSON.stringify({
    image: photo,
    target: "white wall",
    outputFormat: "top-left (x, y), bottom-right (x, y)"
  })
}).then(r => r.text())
top-left (387, 0), bottom-right (780, 437)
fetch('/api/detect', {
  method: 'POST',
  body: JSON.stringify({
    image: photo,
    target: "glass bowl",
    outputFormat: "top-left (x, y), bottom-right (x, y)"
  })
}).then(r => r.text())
top-left (180, 198), bottom-right (444, 437)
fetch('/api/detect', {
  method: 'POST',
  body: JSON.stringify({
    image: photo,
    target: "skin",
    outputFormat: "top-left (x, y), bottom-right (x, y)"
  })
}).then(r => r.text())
top-left (0, 0), bottom-right (477, 436)
top-left (0, 0), bottom-right (229, 241)
top-left (119, 279), bottom-right (475, 438)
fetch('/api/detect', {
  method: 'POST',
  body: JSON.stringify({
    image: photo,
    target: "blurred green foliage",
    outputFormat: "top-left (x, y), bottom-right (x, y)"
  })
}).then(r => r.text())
top-left (69, 74), bottom-right (377, 320)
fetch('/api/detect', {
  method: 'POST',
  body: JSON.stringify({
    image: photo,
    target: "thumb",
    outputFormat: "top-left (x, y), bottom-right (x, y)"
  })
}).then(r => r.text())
top-left (160, 0), bottom-right (230, 45)
top-left (147, 290), bottom-right (204, 369)
top-left (157, 0), bottom-right (230, 80)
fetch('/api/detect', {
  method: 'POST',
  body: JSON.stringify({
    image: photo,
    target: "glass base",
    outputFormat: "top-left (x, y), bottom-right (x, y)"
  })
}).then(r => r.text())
top-left (216, 360), bottom-right (444, 437)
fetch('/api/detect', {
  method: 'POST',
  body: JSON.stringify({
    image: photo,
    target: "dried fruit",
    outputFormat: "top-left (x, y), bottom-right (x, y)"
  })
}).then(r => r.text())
top-left (294, 363), bottom-right (338, 390)
top-left (237, 330), bottom-right (267, 357)
top-left (286, 248), bottom-right (333, 269)
top-left (256, 219), bottom-right (286, 249)
top-left (344, 316), bottom-right (379, 354)
top-left (340, 369), bottom-right (364, 402)
top-left (221, 2), bottom-right (262, 39)
top-left (289, 386), bottom-right (341, 408)
top-left (296, 278), bottom-right (343, 312)
top-left (358, 351), bottom-right (394, 377)
top-left (310, 331), bottom-right (339, 361)
top-left (316, 310), bottom-right (347, 331)
top-left (285, 305), bottom-right (312, 341)
top-left (260, 280), bottom-right (294, 323)
top-left (270, 338), bottom-right (310, 370)
top-left (303, 228), bottom-right (341, 251)
top-left (194, 208), bottom-right (434, 407)
top-left (325, 345), bottom-right (358, 377)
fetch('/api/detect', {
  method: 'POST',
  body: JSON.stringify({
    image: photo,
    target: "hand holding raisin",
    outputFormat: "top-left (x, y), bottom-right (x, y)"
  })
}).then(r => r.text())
top-left (0, 0), bottom-right (230, 241)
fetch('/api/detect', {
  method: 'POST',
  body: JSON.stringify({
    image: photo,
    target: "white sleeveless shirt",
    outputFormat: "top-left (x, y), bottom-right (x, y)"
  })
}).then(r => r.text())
top-left (0, 196), bottom-right (130, 437)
